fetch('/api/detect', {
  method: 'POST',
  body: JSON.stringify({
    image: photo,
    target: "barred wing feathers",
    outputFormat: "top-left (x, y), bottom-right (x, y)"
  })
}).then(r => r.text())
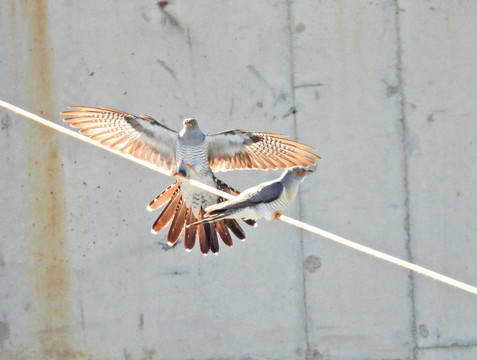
top-left (62, 106), bottom-right (177, 171)
top-left (206, 130), bottom-right (320, 171)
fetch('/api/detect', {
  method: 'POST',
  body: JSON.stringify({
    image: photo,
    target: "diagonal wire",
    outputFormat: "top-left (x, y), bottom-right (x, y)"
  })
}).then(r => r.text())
top-left (1, 99), bottom-right (477, 296)
top-left (0, 100), bottom-right (221, 198)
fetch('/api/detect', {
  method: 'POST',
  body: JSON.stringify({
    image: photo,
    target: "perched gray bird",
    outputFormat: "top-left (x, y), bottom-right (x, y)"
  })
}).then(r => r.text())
top-left (62, 106), bottom-right (319, 254)
top-left (192, 167), bottom-right (313, 225)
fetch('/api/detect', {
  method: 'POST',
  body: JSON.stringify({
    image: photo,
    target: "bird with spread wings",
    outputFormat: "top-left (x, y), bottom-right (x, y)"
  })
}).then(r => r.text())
top-left (62, 106), bottom-right (320, 254)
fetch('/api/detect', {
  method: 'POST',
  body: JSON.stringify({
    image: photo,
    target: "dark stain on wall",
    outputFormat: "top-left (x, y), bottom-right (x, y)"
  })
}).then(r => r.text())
top-left (21, 1), bottom-right (74, 356)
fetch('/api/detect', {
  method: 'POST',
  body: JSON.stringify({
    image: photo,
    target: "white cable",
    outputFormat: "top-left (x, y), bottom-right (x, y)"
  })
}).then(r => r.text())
top-left (279, 215), bottom-right (477, 295)
top-left (1, 99), bottom-right (476, 295)
top-left (0, 100), bottom-right (232, 199)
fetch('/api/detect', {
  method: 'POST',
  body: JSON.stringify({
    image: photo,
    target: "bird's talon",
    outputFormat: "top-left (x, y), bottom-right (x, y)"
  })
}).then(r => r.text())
top-left (183, 161), bottom-right (199, 176)
top-left (172, 171), bottom-right (186, 180)
top-left (273, 211), bottom-right (282, 220)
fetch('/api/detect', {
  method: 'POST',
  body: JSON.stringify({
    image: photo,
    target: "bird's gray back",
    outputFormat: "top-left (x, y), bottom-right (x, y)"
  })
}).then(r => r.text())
top-left (247, 181), bottom-right (284, 204)
top-left (212, 181), bottom-right (284, 213)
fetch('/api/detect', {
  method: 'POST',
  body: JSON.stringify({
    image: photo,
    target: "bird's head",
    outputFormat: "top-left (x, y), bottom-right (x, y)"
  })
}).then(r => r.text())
top-left (183, 118), bottom-right (198, 129)
top-left (281, 166), bottom-right (313, 186)
top-left (291, 166), bottom-right (313, 177)
top-left (179, 118), bottom-right (205, 143)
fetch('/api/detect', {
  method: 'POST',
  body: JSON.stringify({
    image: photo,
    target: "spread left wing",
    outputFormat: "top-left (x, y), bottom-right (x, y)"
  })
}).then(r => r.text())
top-left (62, 106), bottom-right (178, 171)
top-left (206, 130), bottom-right (320, 172)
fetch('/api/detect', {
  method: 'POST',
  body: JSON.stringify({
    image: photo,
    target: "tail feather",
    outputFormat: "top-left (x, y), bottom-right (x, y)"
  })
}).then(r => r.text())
top-left (214, 176), bottom-right (240, 196)
top-left (242, 219), bottom-right (257, 227)
top-left (224, 219), bottom-right (246, 240)
top-left (215, 220), bottom-right (233, 247)
top-left (213, 177), bottom-right (257, 227)
top-left (147, 181), bottom-right (180, 211)
top-left (149, 176), bottom-right (252, 253)
top-left (151, 189), bottom-right (182, 233)
top-left (208, 222), bottom-right (219, 254)
top-left (197, 210), bottom-right (210, 255)
top-left (198, 224), bottom-right (209, 254)
top-left (166, 200), bottom-right (187, 246)
top-left (189, 213), bottom-right (226, 227)
top-left (184, 210), bottom-right (197, 251)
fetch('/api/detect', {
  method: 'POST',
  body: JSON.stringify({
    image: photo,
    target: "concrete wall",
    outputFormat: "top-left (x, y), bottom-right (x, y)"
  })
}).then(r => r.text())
top-left (1, 1), bottom-right (476, 359)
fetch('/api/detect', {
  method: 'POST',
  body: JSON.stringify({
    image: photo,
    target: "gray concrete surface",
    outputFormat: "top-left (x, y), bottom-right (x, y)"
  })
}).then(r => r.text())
top-left (0, 1), bottom-right (476, 359)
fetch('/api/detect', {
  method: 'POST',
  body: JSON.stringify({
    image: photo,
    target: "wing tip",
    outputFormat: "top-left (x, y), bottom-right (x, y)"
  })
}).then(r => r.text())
top-left (60, 105), bottom-right (100, 115)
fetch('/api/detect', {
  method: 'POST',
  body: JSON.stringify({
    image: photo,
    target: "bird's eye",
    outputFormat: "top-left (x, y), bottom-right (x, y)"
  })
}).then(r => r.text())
top-left (295, 169), bottom-right (300, 175)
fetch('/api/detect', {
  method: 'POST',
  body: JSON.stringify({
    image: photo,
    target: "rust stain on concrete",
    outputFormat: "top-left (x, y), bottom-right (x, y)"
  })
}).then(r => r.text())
top-left (21, 1), bottom-right (74, 356)
top-left (7, 0), bottom-right (15, 18)
top-left (6, 1), bottom-right (20, 90)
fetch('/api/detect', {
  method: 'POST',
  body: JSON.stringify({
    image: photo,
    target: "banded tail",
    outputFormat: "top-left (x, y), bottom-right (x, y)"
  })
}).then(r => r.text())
top-left (147, 178), bottom-right (255, 255)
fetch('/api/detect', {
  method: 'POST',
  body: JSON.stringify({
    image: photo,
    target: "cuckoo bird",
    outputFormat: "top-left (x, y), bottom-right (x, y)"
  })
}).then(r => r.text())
top-left (192, 167), bottom-right (313, 225)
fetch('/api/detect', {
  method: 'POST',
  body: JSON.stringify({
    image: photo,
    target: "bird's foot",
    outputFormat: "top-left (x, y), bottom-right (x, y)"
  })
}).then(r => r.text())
top-left (183, 161), bottom-right (199, 176)
top-left (273, 211), bottom-right (282, 220)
